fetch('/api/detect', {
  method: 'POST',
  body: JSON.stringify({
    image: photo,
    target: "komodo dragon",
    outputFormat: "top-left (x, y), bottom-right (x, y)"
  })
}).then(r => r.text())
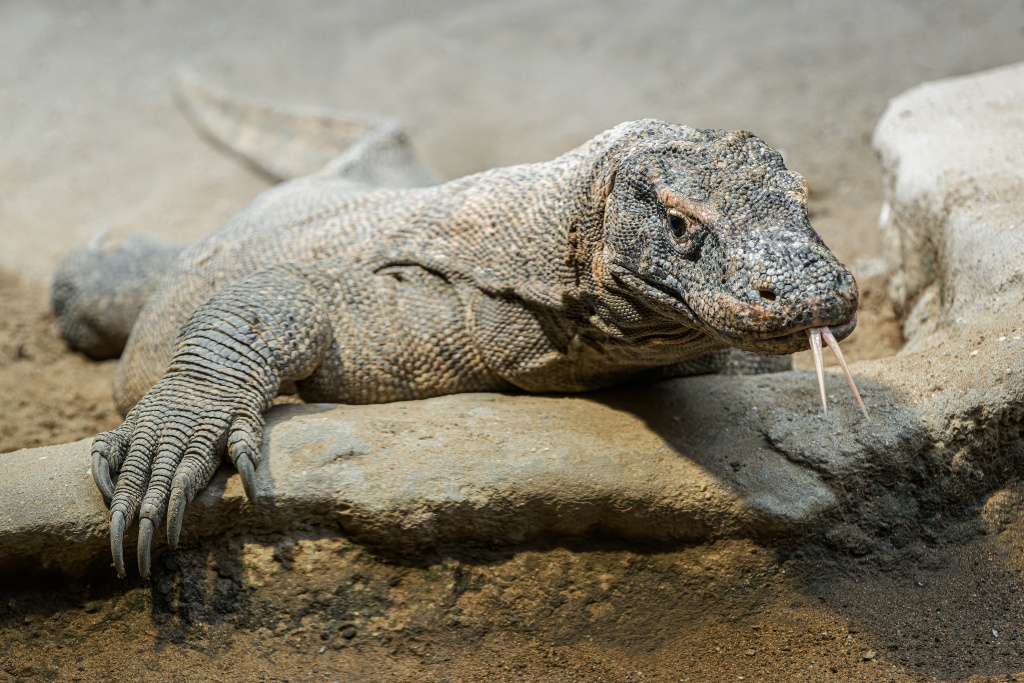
top-left (53, 76), bottom-right (864, 578)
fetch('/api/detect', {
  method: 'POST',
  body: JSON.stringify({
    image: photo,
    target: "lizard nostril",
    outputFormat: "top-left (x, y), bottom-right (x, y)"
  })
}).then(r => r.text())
top-left (758, 288), bottom-right (777, 302)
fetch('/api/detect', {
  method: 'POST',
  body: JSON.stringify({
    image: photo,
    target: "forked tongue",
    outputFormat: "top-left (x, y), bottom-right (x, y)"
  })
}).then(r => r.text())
top-left (806, 327), bottom-right (869, 418)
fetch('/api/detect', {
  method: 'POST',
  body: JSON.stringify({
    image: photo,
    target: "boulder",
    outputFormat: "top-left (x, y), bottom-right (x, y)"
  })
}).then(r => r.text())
top-left (3, 376), bottom-right (907, 576)
top-left (874, 61), bottom-right (1024, 347)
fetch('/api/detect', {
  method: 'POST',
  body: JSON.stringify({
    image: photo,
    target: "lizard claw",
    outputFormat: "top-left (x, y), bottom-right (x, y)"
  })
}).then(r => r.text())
top-left (234, 451), bottom-right (258, 504)
top-left (167, 476), bottom-right (188, 549)
top-left (92, 451), bottom-right (114, 504)
top-left (110, 510), bottom-right (127, 578)
top-left (91, 423), bottom-right (133, 506)
top-left (228, 409), bottom-right (265, 504)
top-left (137, 517), bottom-right (155, 578)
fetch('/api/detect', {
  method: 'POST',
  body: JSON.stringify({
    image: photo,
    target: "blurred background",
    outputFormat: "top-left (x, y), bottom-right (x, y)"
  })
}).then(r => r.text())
top-left (3, 0), bottom-right (1024, 283)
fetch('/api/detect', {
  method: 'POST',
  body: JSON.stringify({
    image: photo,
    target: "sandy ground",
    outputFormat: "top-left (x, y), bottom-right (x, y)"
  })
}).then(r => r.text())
top-left (3, 523), bottom-right (1024, 682)
top-left (0, 273), bottom-right (120, 453)
top-left (4, 1), bottom-right (1024, 681)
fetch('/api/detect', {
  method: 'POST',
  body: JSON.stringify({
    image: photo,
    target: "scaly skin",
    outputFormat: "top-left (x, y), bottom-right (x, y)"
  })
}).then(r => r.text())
top-left (83, 119), bottom-right (857, 577)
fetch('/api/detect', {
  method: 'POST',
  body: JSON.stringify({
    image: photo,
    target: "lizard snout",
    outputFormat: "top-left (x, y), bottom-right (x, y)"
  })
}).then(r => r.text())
top-left (706, 250), bottom-right (859, 353)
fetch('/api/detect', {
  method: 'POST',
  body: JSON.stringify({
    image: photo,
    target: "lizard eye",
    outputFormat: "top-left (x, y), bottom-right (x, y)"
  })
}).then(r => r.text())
top-left (668, 212), bottom-right (689, 239)
top-left (667, 209), bottom-right (700, 239)
top-left (666, 209), bottom-right (705, 261)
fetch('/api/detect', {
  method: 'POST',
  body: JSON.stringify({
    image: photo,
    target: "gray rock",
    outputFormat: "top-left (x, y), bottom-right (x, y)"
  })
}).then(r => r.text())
top-left (874, 61), bottom-right (1024, 346)
top-left (4, 377), bottom-right (891, 576)
top-left (0, 329), bottom-right (1016, 577)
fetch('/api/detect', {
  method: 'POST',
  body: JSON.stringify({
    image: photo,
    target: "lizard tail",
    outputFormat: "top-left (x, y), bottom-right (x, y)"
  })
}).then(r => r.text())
top-left (51, 233), bottom-right (184, 359)
top-left (173, 69), bottom-right (438, 188)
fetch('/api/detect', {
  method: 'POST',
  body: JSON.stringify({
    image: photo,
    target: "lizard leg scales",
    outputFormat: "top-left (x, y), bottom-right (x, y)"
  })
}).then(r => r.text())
top-left (93, 264), bottom-right (332, 577)
top-left (93, 260), bottom-right (505, 576)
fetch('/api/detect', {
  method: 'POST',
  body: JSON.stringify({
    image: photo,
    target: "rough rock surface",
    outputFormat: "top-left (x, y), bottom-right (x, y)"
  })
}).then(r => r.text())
top-left (2, 376), bottom-right (897, 576)
top-left (874, 61), bottom-right (1024, 348)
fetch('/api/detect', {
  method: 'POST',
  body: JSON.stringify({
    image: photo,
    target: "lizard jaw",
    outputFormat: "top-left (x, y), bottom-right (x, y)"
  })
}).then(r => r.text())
top-left (614, 266), bottom-right (860, 353)
top-left (763, 313), bottom-right (858, 344)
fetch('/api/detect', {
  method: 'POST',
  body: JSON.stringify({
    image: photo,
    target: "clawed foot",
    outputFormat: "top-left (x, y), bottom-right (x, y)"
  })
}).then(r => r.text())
top-left (91, 374), bottom-right (267, 577)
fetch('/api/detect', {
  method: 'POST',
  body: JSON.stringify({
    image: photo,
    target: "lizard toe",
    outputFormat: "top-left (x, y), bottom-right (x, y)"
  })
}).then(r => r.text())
top-left (228, 408), bottom-right (265, 503)
top-left (136, 439), bottom-right (191, 576)
top-left (160, 429), bottom-right (226, 552)
top-left (91, 419), bottom-right (135, 505)
top-left (108, 426), bottom-right (160, 576)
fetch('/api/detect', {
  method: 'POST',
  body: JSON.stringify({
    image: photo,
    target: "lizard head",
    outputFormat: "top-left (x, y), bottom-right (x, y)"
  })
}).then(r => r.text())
top-left (591, 122), bottom-right (858, 355)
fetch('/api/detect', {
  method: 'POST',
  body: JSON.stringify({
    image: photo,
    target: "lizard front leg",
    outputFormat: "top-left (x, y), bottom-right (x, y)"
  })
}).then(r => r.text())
top-left (92, 260), bottom-right (504, 577)
top-left (92, 264), bottom-right (332, 577)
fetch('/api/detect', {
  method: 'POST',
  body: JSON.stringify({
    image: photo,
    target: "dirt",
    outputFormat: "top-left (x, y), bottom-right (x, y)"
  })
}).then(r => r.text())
top-left (3, 521), bottom-right (1024, 682)
top-left (0, 273), bottom-right (120, 454)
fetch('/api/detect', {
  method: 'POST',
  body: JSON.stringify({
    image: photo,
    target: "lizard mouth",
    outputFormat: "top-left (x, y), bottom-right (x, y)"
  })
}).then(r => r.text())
top-left (726, 312), bottom-right (868, 419)
top-left (628, 268), bottom-right (858, 347)
top-left (622, 267), bottom-right (868, 417)
top-left (764, 313), bottom-right (858, 344)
